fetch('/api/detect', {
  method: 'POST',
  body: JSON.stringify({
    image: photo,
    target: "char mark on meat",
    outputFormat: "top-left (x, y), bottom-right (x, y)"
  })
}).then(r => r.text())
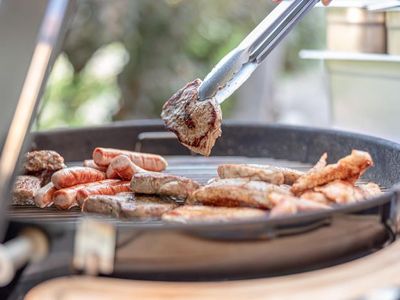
top-left (161, 79), bottom-right (222, 156)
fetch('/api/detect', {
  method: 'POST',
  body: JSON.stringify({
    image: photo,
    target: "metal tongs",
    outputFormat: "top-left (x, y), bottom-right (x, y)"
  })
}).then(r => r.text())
top-left (198, 0), bottom-right (320, 104)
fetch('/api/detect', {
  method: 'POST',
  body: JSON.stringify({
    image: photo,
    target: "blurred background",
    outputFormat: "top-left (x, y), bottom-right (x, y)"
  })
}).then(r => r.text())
top-left (36, 0), bottom-right (328, 130)
top-left (35, 0), bottom-right (400, 141)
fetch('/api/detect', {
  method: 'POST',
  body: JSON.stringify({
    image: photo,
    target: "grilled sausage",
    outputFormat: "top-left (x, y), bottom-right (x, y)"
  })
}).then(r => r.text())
top-left (51, 167), bottom-right (106, 189)
top-left (92, 147), bottom-right (168, 171)
top-left (53, 184), bottom-right (89, 210)
top-left (83, 160), bottom-right (107, 172)
top-left (107, 155), bottom-right (146, 180)
top-left (76, 180), bottom-right (131, 207)
top-left (34, 182), bottom-right (57, 208)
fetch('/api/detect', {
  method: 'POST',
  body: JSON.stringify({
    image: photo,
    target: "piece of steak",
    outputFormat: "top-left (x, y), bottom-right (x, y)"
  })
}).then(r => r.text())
top-left (162, 205), bottom-right (267, 224)
top-left (131, 172), bottom-right (200, 200)
top-left (82, 193), bottom-right (177, 219)
top-left (12, 175), bottom-right (42, 205)
top-left (191, 178), bottom-right (289, 209)
top-left (217, 164), bottom-right (285, 184)
top-left (161, 79), bottom-right (222, 156)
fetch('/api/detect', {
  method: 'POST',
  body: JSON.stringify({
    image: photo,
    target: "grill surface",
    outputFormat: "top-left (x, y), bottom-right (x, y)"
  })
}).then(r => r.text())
top-left (8, 156), bottom-right (311, 222)
top-left (8, 155), bottom-right (384, 224)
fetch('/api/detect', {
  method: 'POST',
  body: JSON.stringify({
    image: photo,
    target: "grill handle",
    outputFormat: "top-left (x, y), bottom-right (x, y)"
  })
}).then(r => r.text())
top-left (0, 228), bottom-right (48, 286)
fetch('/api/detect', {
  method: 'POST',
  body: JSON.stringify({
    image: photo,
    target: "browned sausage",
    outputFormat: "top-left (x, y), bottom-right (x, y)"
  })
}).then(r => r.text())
top-left (106, 164), bottom-right (119, 179)
top-left (53, 180), bottom-right (117, 210)
top-left (76, 180), bottom-right (131, 207)
top-left (51, 167), bottom-right (106, 189)
top-left (107, 155), bottom-right (146, 180)
top-left (83, 160), bottom-right (107, 172)
top-left (92, 148), bottom-right (167, 171)
top-left (34, 182), bottom-right (57, 208)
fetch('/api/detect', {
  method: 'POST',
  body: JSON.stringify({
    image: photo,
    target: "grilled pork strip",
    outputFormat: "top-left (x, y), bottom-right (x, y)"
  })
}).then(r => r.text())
top-left (217, 164), bottom-right (285, 184)
top-left (247, 164), bottom-right (304, 185)
top-left (83, 159), bottom-right (107, 172)
top-left (76, 180), bottom-right (131, 207)
top-left (92, 147), bottom-right (167, 171)
top-left (34, 182), bottom-right (57, 208)
top-left (51, 167), bottom-right (106, 189)
top-left (12, 175), bottom-right (42, 205)
top-left (107, 155), bottom-right (146, 180)
top-left (131, 172), bottom-right (200, 200)
top-left (291, 150), bottom-right (373, 195)
top-left (161, 79), bottom-right (222, 156)
top-left (162, 206), bottom-right (267, 224)
top-left (191, 178), bottom-right (289, 209)
top-left (269, 192), bottom-right (331, 217)
top-left (82, 193), bottom-right (177, 219)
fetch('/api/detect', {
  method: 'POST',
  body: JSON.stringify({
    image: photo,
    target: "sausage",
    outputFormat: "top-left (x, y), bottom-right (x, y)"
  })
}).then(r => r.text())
top-left (51, 167), bottom-right (106, 189)
top-left (76, 180), bottom-right (131, 207)
top-left (106, 164), bottom-right (119, 179)
top-left (34, 182), bottom-right (57, 208)
top-left (83, 160), bottom-right (107, 172)
top-left (92, 148), bottom-right (167, 171)
top-left (53, 180), bottom-right (115, 210)
top-left (53, 184), bottom-right (89, 210)
top-left (107, 155), bottom-right (146, 180)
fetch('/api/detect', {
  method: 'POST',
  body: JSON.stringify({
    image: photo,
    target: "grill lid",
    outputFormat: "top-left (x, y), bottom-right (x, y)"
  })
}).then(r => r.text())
top-left (0, 0), bottom-right (74, 241)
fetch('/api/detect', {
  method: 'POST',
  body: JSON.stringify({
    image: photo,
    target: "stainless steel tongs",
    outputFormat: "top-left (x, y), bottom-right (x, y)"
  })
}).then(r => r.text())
top-left (198, 0), bottom-right (320, 104)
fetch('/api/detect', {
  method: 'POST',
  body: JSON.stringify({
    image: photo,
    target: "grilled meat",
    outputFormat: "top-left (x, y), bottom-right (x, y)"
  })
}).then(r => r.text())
top-left (51, 167), bottom-right (106, 189)
top-left (107, 155), bottom-right (145, 180)
top-left (162, 205), bottom-right (267, 224)
top-left (291, 150), bottom-right (373, 195)
top-left (76, 180), bottom-right (131, 207)
top-left (93, 147), bottom-right (167, 171)
top-left (300, 191), bottom-right (330, 204)
top-left (34, 182), bottom-right (57, 208)
top-left (82, 193), bottom-right (177, 219)
top-left (161, 79), bottom-right (222, 156)
top-left (12, 175), bottom-right (42, 205)
top-left (269, 192), bottom-right (331, 217)
top-left (131, 172), bottom-right (200, 200)
top-left (24, 150), bottom-right (66, 185)
top-left (309, 153), bottom-right (328, 172)
top-left (313, 180), bottom-right (381, 204)
top-left (217, 164), bottom-right (285, 184)
top-left (247, 164), bottom-right (304, 185)
top-left (83, 160), bottom-right (107, 172)
top-left (191, 178), bottom-right (289, 209)
top-left (358, 182), bottom-right (382, 197)
top-left (24, 150), bottom-right (66, 172)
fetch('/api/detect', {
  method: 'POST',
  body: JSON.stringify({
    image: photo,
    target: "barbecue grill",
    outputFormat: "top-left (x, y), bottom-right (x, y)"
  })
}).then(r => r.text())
top-left (1, 0), bottom-right (400, 299)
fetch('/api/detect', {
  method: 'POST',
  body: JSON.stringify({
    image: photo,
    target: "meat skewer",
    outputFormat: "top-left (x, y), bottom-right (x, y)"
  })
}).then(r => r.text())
top-left (92, 147), bottom-right (167, 171)
top-left (51, 167), bottom-right (106, 189)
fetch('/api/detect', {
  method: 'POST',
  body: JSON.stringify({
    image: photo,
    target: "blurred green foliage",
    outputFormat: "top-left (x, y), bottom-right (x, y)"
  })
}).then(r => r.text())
top-left (37, 0), bottom-right (324, 129)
